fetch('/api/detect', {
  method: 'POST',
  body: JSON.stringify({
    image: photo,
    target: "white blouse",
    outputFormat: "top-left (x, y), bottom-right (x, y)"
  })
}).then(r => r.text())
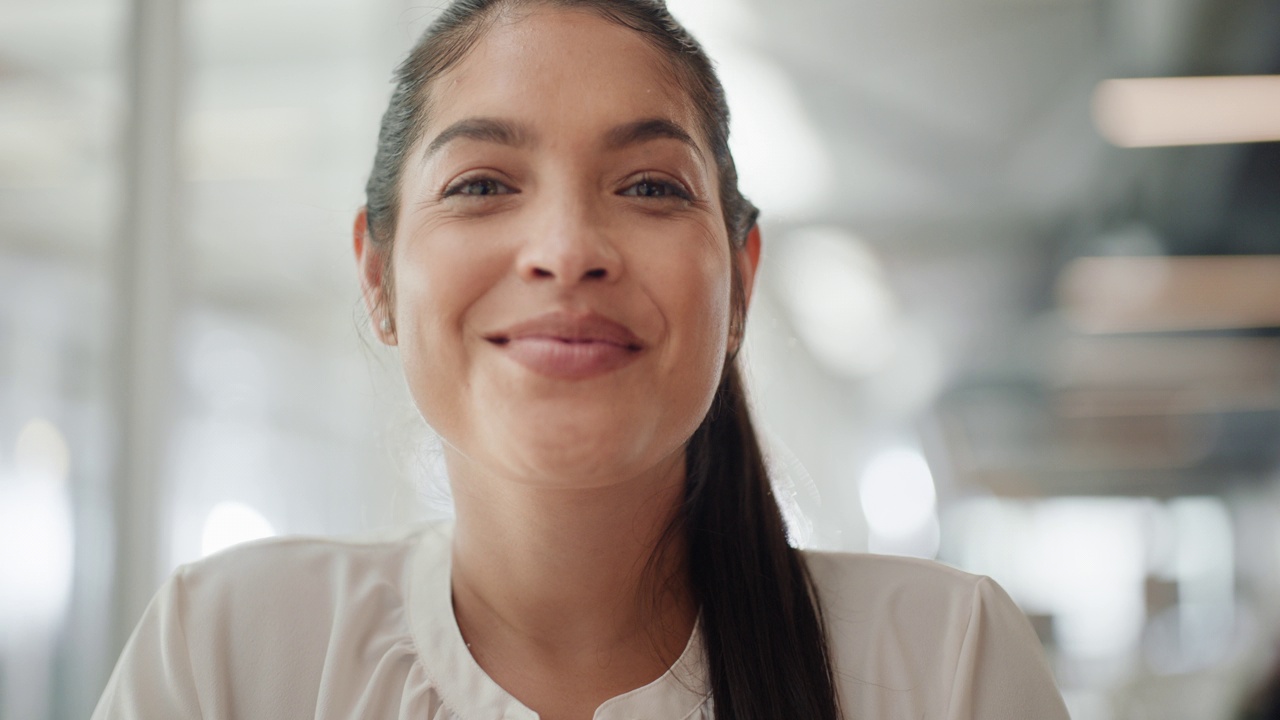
top-left (92, 523), bottom-right (1070, 719)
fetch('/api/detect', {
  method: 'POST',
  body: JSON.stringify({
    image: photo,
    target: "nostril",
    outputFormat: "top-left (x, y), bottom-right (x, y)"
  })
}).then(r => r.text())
top-left (583, 268), bottom-right (607, 280)
top-left (532, 267), bottom-right (554, 278)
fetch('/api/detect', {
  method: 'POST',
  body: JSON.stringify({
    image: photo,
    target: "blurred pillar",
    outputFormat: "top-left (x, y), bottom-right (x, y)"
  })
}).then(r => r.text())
top-left (107, 0), bottom-right (185, 657)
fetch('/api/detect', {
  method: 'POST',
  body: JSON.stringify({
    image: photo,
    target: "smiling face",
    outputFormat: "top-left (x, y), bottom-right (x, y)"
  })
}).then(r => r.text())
top-left (358, 6), bottom-right (756, 488)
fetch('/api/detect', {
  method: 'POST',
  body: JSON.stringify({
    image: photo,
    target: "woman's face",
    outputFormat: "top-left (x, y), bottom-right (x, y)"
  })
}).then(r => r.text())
top-left (359, 6), bottom-right (758, 488)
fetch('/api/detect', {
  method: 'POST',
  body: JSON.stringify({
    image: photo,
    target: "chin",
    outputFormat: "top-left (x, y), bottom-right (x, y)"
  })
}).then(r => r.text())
top-left (491, 410), bottom-right (680, 489)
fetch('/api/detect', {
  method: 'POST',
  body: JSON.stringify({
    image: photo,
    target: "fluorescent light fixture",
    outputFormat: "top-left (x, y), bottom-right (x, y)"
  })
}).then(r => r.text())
top-left (1058, 255), bottom-right (1280, 333)
top-left (1093, 75), bottom-right (1280, 147)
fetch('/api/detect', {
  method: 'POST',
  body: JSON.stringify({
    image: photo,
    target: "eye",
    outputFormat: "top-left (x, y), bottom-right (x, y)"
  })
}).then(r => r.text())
top-left (443, 176), bottom-right (514, 198)
top-left (620, 176), bottom-right (691, 201)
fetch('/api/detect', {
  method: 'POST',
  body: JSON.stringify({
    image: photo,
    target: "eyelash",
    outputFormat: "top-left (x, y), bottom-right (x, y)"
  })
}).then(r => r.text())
top-left (439, 173), bottom-right (692, 202)
top-left (621, 174), bottom-right (692, 201)
top-left (441, 176), bottom-right (514, 199)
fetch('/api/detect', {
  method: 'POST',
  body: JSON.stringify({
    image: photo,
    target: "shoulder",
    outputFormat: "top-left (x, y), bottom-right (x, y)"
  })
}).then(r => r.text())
top-left (177, 522), bottom-right (446, 602)
top-left (168, 523), bottom-right (451, 665)
top-left (174, 523), bottom-right (446, 615)
top-left (800, 550), bottom-right (997, 671)
top-left (802, 550), bottom-right (994, 627)
top-left (802, 549), bottom-right (983, 590)
top-left (93, 525), bottom-right (455, 719)
top-left (802, 551), bottom-right (1069, 719)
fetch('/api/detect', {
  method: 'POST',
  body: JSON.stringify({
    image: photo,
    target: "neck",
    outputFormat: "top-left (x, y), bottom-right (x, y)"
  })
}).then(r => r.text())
top-left (446, 450), bottom-right (697, 716)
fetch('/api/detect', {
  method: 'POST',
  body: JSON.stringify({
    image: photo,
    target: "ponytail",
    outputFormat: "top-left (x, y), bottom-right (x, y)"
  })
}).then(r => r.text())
top-left (682, 364), bottom-right (842, 719)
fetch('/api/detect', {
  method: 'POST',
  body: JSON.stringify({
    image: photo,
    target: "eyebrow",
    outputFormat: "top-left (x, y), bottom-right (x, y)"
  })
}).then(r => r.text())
top-left (423, 116), bottom-right (699, 161)
top-left (423, 117), bottom-right (531, 160)
top-left (603, 118), bottom-right (698, 151)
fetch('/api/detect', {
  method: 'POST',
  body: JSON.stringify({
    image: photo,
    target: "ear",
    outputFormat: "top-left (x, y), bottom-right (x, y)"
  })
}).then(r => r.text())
top-left (735, 223), bottom-right (763, 310)
top-left (354, 206), bottom-right (396, 345)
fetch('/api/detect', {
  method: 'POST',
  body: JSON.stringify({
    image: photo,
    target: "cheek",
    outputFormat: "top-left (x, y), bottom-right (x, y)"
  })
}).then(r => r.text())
top-left (389, 230), bottom-right (503, 430)
top-left (649, 239), bottom-right (735, 395)
top-left (684, 271), bottom-right (732, 356)
top-left (669, 236), bottom-right (734, 345)
top-left (655, 265), bottom-right (733, 453)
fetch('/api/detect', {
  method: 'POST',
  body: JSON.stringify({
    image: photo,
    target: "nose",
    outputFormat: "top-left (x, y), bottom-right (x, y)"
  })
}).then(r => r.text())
top-left (517, 195), bottom-right (622, 285)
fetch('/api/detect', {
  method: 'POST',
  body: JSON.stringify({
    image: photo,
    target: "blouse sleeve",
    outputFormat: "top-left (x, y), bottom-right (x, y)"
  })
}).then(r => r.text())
top-left (945, 576), bottom-right (1070, 720)
top-left (91, 568), bottom-right (206, 720)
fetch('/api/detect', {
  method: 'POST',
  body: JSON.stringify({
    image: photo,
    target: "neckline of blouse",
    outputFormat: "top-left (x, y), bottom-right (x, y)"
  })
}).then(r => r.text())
top-left (406, 523), bottom-right (710, 720)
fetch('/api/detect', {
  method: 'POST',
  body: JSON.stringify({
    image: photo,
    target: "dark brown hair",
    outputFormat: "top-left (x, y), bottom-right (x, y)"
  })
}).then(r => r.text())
top-left (363, 2), bottom-right (841, 717)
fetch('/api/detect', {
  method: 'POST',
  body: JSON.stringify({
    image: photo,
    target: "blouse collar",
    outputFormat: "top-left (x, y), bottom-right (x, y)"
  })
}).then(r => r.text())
top-left (407, 524), bottom-right (710, 720)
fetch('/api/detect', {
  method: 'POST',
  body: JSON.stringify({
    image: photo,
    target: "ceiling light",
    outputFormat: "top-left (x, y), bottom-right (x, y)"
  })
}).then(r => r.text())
top-left (1093, 75), bottom-right (1280, 147)
top-left (1058, 255), bottom-right (1280, 333)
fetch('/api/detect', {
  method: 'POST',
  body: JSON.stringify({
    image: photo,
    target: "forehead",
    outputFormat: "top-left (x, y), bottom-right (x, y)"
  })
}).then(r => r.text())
top-left (423, 7), bottom-right (705, 151)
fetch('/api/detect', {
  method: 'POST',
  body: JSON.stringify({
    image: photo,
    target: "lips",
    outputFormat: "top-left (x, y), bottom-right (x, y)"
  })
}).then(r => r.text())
top-left (485, 311), bottom-right (645, 380)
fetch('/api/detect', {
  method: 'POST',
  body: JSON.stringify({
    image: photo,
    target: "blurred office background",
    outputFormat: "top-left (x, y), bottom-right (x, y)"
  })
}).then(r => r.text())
top-left (2, 0), bottom-right (1279, 717)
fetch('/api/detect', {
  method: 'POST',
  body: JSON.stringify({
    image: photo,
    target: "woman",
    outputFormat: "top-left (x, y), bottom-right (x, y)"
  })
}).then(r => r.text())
top-left (94, 1), bottom-right (1070, 718)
